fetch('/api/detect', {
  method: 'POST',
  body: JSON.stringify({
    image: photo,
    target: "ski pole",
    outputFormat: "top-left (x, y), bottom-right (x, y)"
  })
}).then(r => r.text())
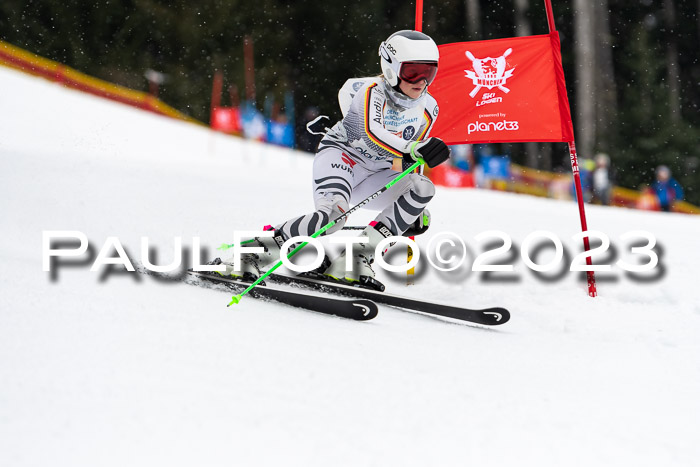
top-left (228, 158), bottom-right (424, 306)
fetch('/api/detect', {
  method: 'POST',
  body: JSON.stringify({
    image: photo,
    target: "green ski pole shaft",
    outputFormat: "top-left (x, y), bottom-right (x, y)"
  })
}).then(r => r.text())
top-left (228, 158), bottom-right (424, 306)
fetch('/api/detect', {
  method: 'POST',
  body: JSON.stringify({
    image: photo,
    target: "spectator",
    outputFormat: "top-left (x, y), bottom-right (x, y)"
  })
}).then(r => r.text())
top-left (652, 165), bottom-right (684, 212)
top-left (636, 184), bottom-right (660, 211)
top-left (573, 158), bottom-right (594, 202)
top-left (591, 153), bottom-right (613, 205)
top-left (449, 144), bottom-right (473, 171)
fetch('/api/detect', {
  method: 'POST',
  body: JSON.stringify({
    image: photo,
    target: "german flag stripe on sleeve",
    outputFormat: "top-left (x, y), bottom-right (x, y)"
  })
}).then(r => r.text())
top-left (364, 83), bottom-right (404, 157)
top-left (417, 109), bottom-right (433, 141)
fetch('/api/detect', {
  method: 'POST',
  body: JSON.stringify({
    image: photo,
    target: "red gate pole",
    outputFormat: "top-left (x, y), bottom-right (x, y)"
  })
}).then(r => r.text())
top-left (544, 0), bottom-right (597, 297)
top-left (415, 0), bottom-right (423, 32)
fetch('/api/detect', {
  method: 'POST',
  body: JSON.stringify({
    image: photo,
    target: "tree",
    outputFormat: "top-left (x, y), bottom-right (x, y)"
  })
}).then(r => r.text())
top-left (464, 0), bottom-right (481, 40)
top-left (593, 0), bottom-right (617, 152)
top-left (573, 0), bottom-right (596, 161)
top-left (663, 0), bottom-right (682, 122)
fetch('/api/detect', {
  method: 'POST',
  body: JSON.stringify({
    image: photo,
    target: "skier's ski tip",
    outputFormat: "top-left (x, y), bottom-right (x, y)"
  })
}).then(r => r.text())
top-left (479, 307), bottom-right (510, 325)
top-left (348, 299), bottom-right (379, 320)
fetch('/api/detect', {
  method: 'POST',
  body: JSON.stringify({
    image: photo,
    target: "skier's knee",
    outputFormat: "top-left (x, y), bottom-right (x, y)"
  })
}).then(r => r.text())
top-left (408, 173), bottom-right (436, 201)
top-left (316, 193), bottom-right (349, 234)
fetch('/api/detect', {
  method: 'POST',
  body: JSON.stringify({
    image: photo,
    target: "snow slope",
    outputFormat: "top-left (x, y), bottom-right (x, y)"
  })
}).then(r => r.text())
top-left (1, 65), bottom-right (699, 467)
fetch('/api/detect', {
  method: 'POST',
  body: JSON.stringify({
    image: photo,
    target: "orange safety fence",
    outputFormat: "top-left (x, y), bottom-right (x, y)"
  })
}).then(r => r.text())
top-left (0, 40), bottom-right (201, 125)
top-left (426, 162), bottom-right (699, 215)
top-left (510, 164), bottom-right (699, 214)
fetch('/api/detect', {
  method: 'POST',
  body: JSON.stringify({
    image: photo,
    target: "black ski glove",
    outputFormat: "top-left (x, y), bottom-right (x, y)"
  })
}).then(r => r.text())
top-left (406, 137), bottom-right (451, 168)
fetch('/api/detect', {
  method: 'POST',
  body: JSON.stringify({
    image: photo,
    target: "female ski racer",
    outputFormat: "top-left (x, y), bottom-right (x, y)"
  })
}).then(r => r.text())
top-left (222, 30), bottom-right (451, 289)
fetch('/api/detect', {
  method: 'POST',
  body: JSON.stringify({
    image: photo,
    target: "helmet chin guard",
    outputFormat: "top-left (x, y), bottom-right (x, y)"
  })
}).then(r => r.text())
top-left (379, 30), bottom-right (439, 87)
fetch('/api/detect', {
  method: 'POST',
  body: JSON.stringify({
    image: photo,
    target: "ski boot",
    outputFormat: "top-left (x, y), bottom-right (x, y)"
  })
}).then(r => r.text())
top-left (403, 209), bottom-right (430, 237)
top-left (219, 228), bottom-right (287, 282)
top-left (322, 221), bottom-right (393, 292)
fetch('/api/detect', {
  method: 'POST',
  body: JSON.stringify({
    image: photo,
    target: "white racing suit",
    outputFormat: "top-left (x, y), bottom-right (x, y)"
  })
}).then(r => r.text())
top-left (278, 77), bottom-right (440, 240)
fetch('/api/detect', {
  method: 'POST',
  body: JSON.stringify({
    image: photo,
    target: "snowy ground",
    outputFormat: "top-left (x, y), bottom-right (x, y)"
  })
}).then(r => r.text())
top-left (1, 65), bottom-right (699, 466)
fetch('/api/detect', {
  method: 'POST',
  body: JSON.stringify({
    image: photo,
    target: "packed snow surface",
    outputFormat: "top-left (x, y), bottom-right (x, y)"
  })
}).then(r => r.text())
top-left (1, 66), bottom-right (699, 466)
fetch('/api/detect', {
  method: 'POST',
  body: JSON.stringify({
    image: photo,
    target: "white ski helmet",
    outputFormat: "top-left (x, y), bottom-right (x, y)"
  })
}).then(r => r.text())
top-left (378, 30), bottom-right (439, 87)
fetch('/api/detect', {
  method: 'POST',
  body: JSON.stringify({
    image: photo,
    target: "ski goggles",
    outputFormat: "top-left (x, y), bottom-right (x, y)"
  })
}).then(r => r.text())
top-left (399, 61), bottom-right (438, 85)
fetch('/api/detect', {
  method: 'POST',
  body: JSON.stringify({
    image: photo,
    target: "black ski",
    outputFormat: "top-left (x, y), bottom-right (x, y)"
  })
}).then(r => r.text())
top-left (262, 272), bottom-right (510, 326)
top-left (137, 266), bottom-right (378, 321)
top-left (137, 263), bottom-right (507, 325)
top-left (189, 271), bottom-right (377, 321)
